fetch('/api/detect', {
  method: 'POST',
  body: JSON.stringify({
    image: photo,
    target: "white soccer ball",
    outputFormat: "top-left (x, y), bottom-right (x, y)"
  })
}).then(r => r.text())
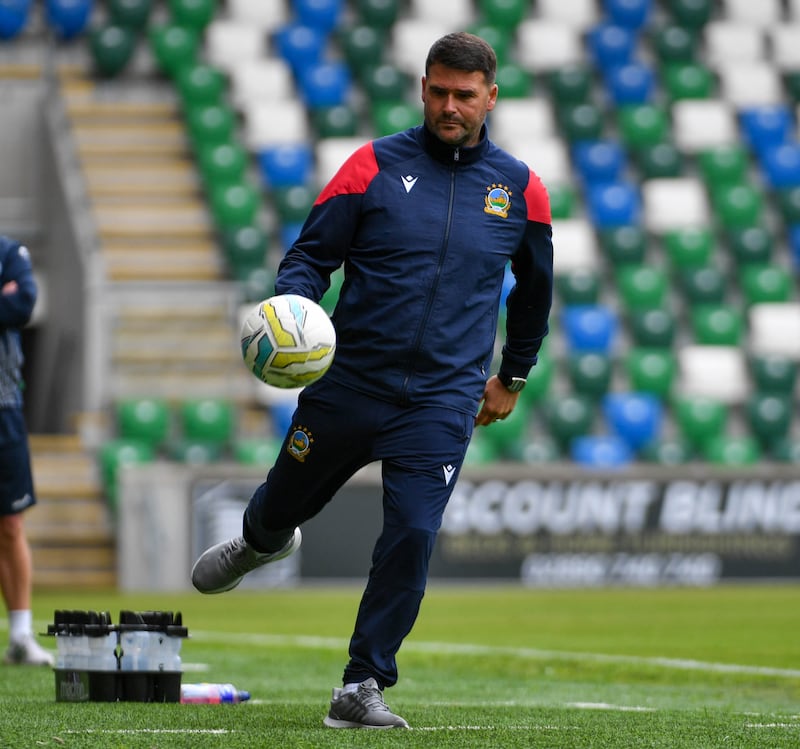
top-left (240, 294), bottom-right (336, 389)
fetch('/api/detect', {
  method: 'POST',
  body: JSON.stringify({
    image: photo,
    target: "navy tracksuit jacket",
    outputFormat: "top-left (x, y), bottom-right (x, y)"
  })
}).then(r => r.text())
top-left (244, 124), bottom-right (554, 688)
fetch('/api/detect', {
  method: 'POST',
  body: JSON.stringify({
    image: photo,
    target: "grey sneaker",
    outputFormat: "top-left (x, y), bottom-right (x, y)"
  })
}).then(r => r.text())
top-left (4, 635), bottom-right (55, 666)
top-left (323, 677), bottom-right (410, 729)
top-left (191, 528), bottom-right (301, 594)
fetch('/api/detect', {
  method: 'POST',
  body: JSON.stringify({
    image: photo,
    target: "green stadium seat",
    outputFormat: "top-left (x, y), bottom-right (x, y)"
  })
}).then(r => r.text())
top-left (640, 436), bottom-right (691, 464)
top-left (548, 65), bottom-right (594, 105)
top-left (680, 265), bottom-right (726, 305)
top-left (99, 439), bottom-right (154, 512)
top-left (628, 307), bottom-right (676, 347)
top-left (169, 439), bottom-right (223, 464)
top-left (273, 185), bottom-right (317, 224)
top-left (774, 438), bottom-right (800, 463)
top-left (149, 23), bottom-right (199, 78)
top-left (108, 0), bottom-right (153, 30)
top-left (362, 65), bottom-right (410, 103)
top-left (663, 226), bottom-right (713, 270)
top-left (547, 184), bottom-right (577, 219)
top-left (521, 436), bottom-right (561, 464)
top-left (750, 353), bottom-right (798, 395)
top-left (240, 267), bottom-right (275, 303)
top-left (180, 398), bottom-right (234, 446)
top-left (559, 102), bottom-right (605, 143)
top-left (185, 103), bottom-right (236, 149)
top-left (599, 225), bottom-right (647, 265)
top-left (545, 394), bottom-right (595, 452)
top-left (355, 0), bottom-right (399, 28)
top-left (197, 142), bottom-right (247, 188)
top-left (556, 268), bottom-right (601, 306)
top-left (372, 102), bottom-right (421, 136)
top-left (674, 395), bottom-right (728, 453)
top-left (662, 62), bottom-right (714, 100)
top-left (313, 104), bottom-right (358, 138)
top-left (320, 267), bottom-right (344, 314)
top-left (520, 354), bottom-right (555, 405)
top-left (712, 184), bottom-right (764, 228)
top-left (234, 437), bottom-right (282, 466)
top-left (210, 181), bottom-right (260, 230)
top-left (477, 0), bottom-right (526, 30)
top-left (176, 63), bottom-right (225, 108)
top-left (704, 435), bottom-right (761, 466)
top-left (116, 398), bottom-right (170, 449)
top-left (89, 24), bottom-right (136, 78)
top-left (339, 25), bottom-right (384, 79)
top-left (634, 142), bottom-right (684, 179)
top-left (624, 348), bottom-right (676, 399)
top-left (617, 266), bottom-right (669, 310)
top-left (483, 400), bottom-right (532, 460)
top-left (697, 145), bottom-right (748, 190)
top-left (775, 186), bottom-right (800, 225)
top-left (495, 63), bottom-right (532, 98)
top-left (666, 0), bottom-right (712, 28)
top-left (168, 0), bottom-right (215, 31)
top-left (739, 265), bottom-right (793, 306)
top-left (746, 393), bottom-right (793, 453)
top-left (783, 71), bottom-right (800, 104)
top-left (652, 24), bottom-right (697, 64)
top-left (617, 104), bottom-right (669, 148)
top-left (726, 226), bottom-right (773, 266)
top-left (223, 225), bottom-right (269, 280)
top-left (690, 304), bottom-right (744, 345)
top-left (567, 352), bottom-right (613, 399)
top-left (463, 429), bottom-right (499, 466)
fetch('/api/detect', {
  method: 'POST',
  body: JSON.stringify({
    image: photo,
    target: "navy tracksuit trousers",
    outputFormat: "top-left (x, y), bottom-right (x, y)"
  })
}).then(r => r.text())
top-left (243, 379), bottom-right (473, 688)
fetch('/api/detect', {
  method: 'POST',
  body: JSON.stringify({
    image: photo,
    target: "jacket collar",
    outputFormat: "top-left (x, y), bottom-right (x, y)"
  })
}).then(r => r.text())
top-left (419, 123), bottom-right (490, 165)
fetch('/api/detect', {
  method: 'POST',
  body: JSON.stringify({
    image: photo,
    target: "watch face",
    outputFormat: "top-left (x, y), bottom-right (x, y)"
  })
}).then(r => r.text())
top-left (506, 377), bottom-right (526, 392)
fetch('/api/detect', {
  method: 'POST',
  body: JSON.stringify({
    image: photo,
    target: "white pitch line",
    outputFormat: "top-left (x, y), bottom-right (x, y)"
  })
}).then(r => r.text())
top-left (189, 630), bottom-right (800, 679)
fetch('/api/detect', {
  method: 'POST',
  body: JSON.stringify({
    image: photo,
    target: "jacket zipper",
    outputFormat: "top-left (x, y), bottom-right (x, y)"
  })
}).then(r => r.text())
top-left (400, 157), bottom-right (458, 403)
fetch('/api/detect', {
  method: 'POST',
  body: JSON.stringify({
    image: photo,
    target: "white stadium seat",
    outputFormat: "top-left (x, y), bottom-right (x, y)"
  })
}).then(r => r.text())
top-left (748, 303), bottom-right (800, 360)
top-left (720, 0), bottom-right (781, 28)
top-left (204, 20), bottom-right (265, 73)
top-left (226, 0), bottom-right (290, 31)
top-left (678, 346), bottom-right (749, 403)
top-left (642, 178), bottom-right (710, 233)
top-left (229, 59), bottom-right (295, 111)
top-left (704, 22), bottom-right (766, 67)
top-left (516, 21), bottom-right (584, 71)
top-left (392, 20), bottom-right (451, 77)
top-left (672, 99), bottom-right (738, 152)
top-left (550, 219), bottom-right (600, 274)
top-left (315, 137), bottom-right (371, 187)
top-left (717, 62), bottom-right (784, 107)
top-left (243, 100), bottom-right (311, 149)
top-left (536, 0), bottom-right (599, 29)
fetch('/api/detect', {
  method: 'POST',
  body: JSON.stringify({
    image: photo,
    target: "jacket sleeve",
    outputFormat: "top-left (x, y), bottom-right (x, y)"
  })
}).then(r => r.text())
top-left (499, 170), bottom-right (554, 379)
top-left (275, 142), bottom-right (379, 303)
top-left (0, 240), bottom-right (38, 331)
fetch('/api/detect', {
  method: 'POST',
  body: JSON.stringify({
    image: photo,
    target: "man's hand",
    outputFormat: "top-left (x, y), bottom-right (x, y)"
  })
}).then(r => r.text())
top-left (475, 374), bottom-right (521, 427)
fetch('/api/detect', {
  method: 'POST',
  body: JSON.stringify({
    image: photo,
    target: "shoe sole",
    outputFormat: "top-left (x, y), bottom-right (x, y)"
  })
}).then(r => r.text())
top-left (323, 716), bottom-right (408, 729)
top-left (191, 528), bottom-right (302, 594)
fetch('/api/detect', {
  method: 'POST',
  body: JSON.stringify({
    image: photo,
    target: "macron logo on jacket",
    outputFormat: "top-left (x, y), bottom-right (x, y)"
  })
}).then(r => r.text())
top-left (401, 175), bottom-right (418, 193)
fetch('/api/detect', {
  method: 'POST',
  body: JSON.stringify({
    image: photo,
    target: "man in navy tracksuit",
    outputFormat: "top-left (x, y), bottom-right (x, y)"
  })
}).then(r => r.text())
top-left (0, 235), bottom-right (53, 667)
top-left (193, 32), bottom-right (553, 728)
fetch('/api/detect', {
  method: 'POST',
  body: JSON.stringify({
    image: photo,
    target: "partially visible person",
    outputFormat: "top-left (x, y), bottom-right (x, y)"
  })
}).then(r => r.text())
top-left (0, 234), bottom-right (53, 666)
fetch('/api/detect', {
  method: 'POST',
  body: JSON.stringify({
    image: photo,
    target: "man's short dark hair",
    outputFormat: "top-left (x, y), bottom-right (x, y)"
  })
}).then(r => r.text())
top-left (425, 32), bottom-right (497, 85)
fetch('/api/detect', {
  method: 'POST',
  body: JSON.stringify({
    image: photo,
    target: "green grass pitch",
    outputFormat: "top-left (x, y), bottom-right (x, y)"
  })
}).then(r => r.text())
top-left (1, 584), bottom-right (798, 748)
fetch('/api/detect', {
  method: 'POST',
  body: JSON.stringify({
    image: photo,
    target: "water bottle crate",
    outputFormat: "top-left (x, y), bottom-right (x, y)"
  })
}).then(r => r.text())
top-left (54, 669), bottom-right (183, 703)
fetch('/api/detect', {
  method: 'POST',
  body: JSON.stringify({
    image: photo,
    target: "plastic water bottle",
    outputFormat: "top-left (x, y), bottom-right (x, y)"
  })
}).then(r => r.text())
top-left (180, 683), bottom-right (251, 704)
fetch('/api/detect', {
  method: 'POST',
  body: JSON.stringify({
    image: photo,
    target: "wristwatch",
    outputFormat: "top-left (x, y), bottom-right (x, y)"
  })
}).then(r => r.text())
top-left (497, 371), bottom-right (527, 393)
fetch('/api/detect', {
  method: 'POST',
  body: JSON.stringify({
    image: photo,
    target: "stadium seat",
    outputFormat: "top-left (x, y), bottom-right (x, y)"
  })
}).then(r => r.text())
top-left (567, 352), bottom-right (613, 399)
top-left (739, 105), bottom-right (793, 155)
top-left (520, 354), bottom-right (555, 405)
top-left (517, 20), bottom-right (584, 71)
top-left (198, 142), bottom-right (247, 188)
top-left (168, 0), bottom-right (215, 31)
top-left (229, 59), bottom-right (295, 111)
top-left (223, 225), bottom-right (269, 279)
top-left (678, 345), bottom-right (748, 402)
top-left (696, 144), bottom-right (748, 189)
top-left (717, 62), bottom-right (783, 107)
top-left (544, 182), bottom-right (576, 219)
top-left (586, 182), bottom-right (641, 227)
top-left (598, 225), bottom-right (647, 265)
top-left (711, 183), bottom-right (764, 228)
top-left (180, 398), bottom-right (234, 446)
top-left (726, 225), bottom-right (773, 266)
top-left (652, 24), bottom-right (697, 64)
top-left (629, 307), bottom-right (676, 348)
top-left (538, 0), bottom-right (599, 28)
top-left (107, 0), bottom-right (152, 31)
top-left (355, 0), bottom-right (399, 28)
top-left (690, 305), bottom-right (744, 346)
top-left (662, 62), bottom-right (714, 100)
top-left (483, 400), bottom-right (531, 459)
top-left (704, 435), bottom-right (761, 466)
top-left (545, 394), bottom-right (595, 452)
top-left (722, 0), bottom-right (781, 27)
top-left (170, 440), bottom-right (223, 464)
top-left (550, 219), bottom-right (601, 273)
top-left (640, 437), bottom-right (691, 464)
top-left (340, 25), bottom-right (384, 79)
top-left (320, 267), bottom-right (344, 314)
top-left (313, 104), bottom-right (358, 138)
top-left (46, 0), bottom-right (92, 40)
top-left (760, 144), bottom-right (800, 190)
top-left (572, 140), bottom-right (626, 185)
top-left (671, 99), bottom-right (737, 153)
top-left (616, 265), bottom-right (669, 310)
top-left (362, 65), bottom-right (411, 103)
top-left (273, 185), bottom-right (317, 224)
top-left (227, 0), bottom-right (289, 30)
top-left (298, 61), bottom-right (352, 109)
top-left (771, 25), bottom-right (800, 71)
top-left (680, 265), bottom-right (727, 305)
top-left (116, 398), bottom-right (170, 449)
top-left (489, 99), bottom-right (555, 148)
top-left (257, 144), bottom-right (314, 188)
top-left (521, 436), bottom-right (561, 464)
top-left (547, 64), bottom-right (593, 105)
top-left (674, 395), bottom-right (729, 452)
top-left (392, 20), bottom-right (450, 76)
top-left (605, 62), bottom-right (655, 105)
top-left (0, 0), bottom-right (30, 40)
top-left (561, 305), bottom-right (618, 353)
top-left (604, 0), bottom-right (652, 30)
top-left (409, 0), bottom-right (475, 25)
top-left (243, 100), bottom-right (311, 149)
top-left (275, 23), bottom-right (327, 75)
top-left (556, 268), bottom-right (601, 306)
top-left (666, 0), bottom-right (712, 29)
top-left (316, 137), bottom-right (370, 185)
top-left (776, 185), bottom-right (800, 225)
top-left (295, 0), bottom-right (343, 32)
top-left (663, 227), bottom-right (714, 270)
top-left (634, 142), bottom-right (684, 180)
top-left (774, 438), bottom-right (800, 464)
top-left (704, 21), bottom-right (765, 67)
top-left (617, 103), bottom-right (669, 149)
top-left (176, 63), bottom-right (226, 108)
top-left (740, 265), bottom-right (794, 306)
top-left (149, 23), bottom-right (199, 78)
top-left (185, 103), bottom-right (236, 149)
top-left (234, 437), bottom-right (281, 466)
top-left (89, 24), bottom-right (137, 78)
top-left (587, 23), bottom-right (636, 72)
top-left (571, 435), bottom-right (634, 467)
top-left (99, 439), bottom-right (154, 511)
top-left (603, 392), bottom-right (663, 451)
top-left (477, 0), bottom-right (526, 30)
top-left (750, 353), bottom-right (798, 395)
top-left (560, 102), bottom-right (605, 143)
top-left (240, 267), bottom-right (275, 303)
top-left (372, 102), bottom-right (421, 136)
top-left (748, 303), bottom-right (800, 359)
top-left (209, 182), bottom-right (260, 230)
top-left (624, 348), bottom-right (677, 399)
top-left (204, 20), bottom-right (264, 72)
top-left (746, 393), bottom-right (793, 453)
top-left (495, 63), bottom-right (532, 98)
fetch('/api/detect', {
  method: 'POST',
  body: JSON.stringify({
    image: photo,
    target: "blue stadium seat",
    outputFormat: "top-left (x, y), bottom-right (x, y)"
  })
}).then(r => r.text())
top-left (603, 392), bottom-right (663, 451)
top-left (739, 105), bottom-right (793, 156)
top-left (586, 181), bottom-right (641, 227)
top-left (275, 23), bottom-right (326, 74)
top-left (0, 0), bottom-right (31, 39)
top-left (604, 0), bottom-right (653, 30)
top-left (298, 61), bottom-right (352, 109)
top-left (294, 0), bottom-right (343, 32)
top-left (571, 434), bottom-right (634, 467)
top-left (562, 305), bottom-right (618, 353)
top-left (587, 23), bottom-right (636, 72)
top-left (573, 140), bottom-right (627, 185)
top-left (605, 62), bottom-right (655, 105)
top-left (760, 144), bottom-right (800, 189)
top-left (46, 0), bottom-right (92, 40)
top-left (257, 144), bottom-right (314, 188)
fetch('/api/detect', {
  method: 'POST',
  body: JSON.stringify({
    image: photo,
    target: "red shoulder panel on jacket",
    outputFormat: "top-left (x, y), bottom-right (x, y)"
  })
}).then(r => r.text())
top-left (523, 169), bottom-right (552, 224)
top-left (315, 142), bottom-right (379, 205)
